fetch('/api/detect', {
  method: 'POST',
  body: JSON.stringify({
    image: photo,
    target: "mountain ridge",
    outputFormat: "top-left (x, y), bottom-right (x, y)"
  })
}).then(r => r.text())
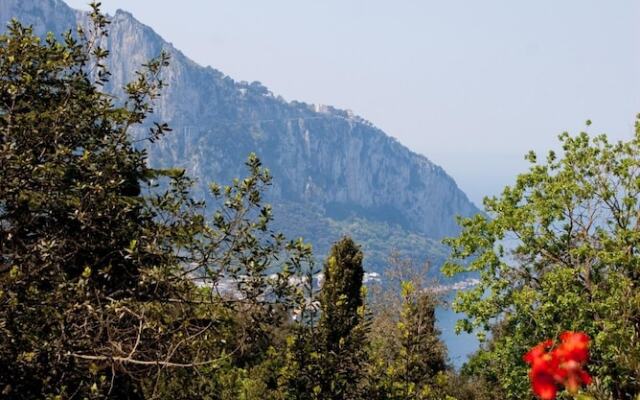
top-left (0, 0), bottom-right (480, 272)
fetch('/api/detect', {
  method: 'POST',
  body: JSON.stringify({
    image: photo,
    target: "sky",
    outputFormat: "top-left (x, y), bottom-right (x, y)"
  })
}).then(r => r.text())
top-left (65, 0), bottom-right (640, 206)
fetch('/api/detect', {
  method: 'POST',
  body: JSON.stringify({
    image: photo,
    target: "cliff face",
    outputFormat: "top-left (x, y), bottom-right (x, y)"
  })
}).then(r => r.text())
top-left (0, 0), bottom-right (76, 37)
top-left (1, 1), bottom-right (479, 271)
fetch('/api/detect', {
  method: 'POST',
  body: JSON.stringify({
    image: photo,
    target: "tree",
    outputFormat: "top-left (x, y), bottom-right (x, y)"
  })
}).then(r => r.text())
top-left (278, 259), bottom-right (322, 400)
top-left (366, 254), bottom-right (447, 400)
top-left (316, 237), bottom-right (368, 400)
top-left (389, 281), bottom-right (446, 400)
top-left (444, 119), bottom-right (640, 399)
top-left (0, 8), bottom-right (170, 396)
top-left (0, 6), bottom-right (313, 398)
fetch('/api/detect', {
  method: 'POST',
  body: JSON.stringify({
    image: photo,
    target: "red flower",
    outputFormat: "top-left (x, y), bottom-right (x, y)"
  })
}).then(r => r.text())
top-left (523, 332), bottom-right (591, 399)
top-left (553, 332), bottom-right (592, 394)
top-left (555, 331), bottom-right (589, 364)
top-left (524, 340), bottom-right (560, 400)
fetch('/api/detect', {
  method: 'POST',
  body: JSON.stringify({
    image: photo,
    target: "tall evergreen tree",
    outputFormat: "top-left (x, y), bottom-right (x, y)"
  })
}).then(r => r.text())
top-left (316, 237), bottom-right (368, 400)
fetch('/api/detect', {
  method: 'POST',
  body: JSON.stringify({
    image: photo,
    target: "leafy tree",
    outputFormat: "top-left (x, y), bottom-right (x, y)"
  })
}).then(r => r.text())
top-left (389, 281), bottom-right (446, 399)
top-left (278, 263), bottom-right (322, 400)
top-left (0, 8), bottom-right (170, 397)
top-left (0, 5), bottom-right (313, 398)
top-left (366, 254), bottom-right (447, 400)
top-left (278, 325), bottom-right (320, 400)
top-left (316, 237), bottom-right (368, 400)
top-left (444, 119), bottom-right (640, 399)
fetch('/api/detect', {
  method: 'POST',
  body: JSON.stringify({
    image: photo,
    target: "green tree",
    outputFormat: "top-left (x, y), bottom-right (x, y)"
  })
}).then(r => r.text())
top-left (0, 6), bottom-right (313, 398)
top-left (389, 281), bottom-right (446, 399)
top-left (316, 237), bottom-right (368, 400)
top-left (278, 263), bottom-right (322, 400)
top-left (366, 254), bottom-right (447, 400)
top-left (444, 119), bottom-right (640, 399)
top-left (0, 8), bottom-right (170, 397)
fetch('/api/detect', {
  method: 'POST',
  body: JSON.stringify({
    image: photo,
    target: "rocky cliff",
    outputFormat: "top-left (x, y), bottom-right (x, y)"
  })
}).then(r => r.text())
top-left (1, 0), bottom-right (479, 272)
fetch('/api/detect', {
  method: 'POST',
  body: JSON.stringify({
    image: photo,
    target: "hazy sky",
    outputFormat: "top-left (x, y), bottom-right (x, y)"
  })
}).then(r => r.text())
top-left (65, 0), bottom-right (640, 205)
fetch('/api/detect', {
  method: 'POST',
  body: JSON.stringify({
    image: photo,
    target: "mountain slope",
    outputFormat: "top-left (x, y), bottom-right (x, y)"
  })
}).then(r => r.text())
top-left (0, 0), bottom-right (479, 272)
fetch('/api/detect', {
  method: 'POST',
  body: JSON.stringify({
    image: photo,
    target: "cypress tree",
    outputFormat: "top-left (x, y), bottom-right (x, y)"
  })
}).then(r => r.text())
top-left (316, 237), bottom-right (368, 400)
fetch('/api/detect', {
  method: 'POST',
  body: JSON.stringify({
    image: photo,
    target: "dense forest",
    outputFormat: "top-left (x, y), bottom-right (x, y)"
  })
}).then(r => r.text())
top-left (0, 5), bottom-right (638, 399)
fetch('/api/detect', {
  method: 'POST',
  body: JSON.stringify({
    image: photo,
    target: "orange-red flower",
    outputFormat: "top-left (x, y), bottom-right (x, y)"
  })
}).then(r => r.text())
top-left (524, 340), bottom-right (560, 400)
top-left (523, 332), bottom-right (591, 400)
top-left (553, 332), bottom-right (592, 394)
top-left (555, 331), bottom-right (589, 364)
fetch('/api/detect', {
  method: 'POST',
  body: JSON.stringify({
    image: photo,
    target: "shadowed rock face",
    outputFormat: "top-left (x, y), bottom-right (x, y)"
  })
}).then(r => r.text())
top-left (1, 0), bottom-right (479, 271)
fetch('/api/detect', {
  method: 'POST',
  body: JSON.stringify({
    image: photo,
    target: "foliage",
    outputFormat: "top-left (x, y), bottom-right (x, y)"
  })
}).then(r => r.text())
top-left (272, 205), bottom-right (449, 275)
top-left (315, 237), bottom-right (369, 400)
top-left (366, 254), bottom-right (448, 400)
top-left (390, 281), bottom-right (447, 399)
top-left (0, 6), bottom-right (313, 398)
top-left (444, 119), bottom-right (640, 399)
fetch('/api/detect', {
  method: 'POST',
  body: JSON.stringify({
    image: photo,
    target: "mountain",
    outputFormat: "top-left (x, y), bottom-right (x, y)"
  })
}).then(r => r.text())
top-left (0, 0), bottom-right (479, 273)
